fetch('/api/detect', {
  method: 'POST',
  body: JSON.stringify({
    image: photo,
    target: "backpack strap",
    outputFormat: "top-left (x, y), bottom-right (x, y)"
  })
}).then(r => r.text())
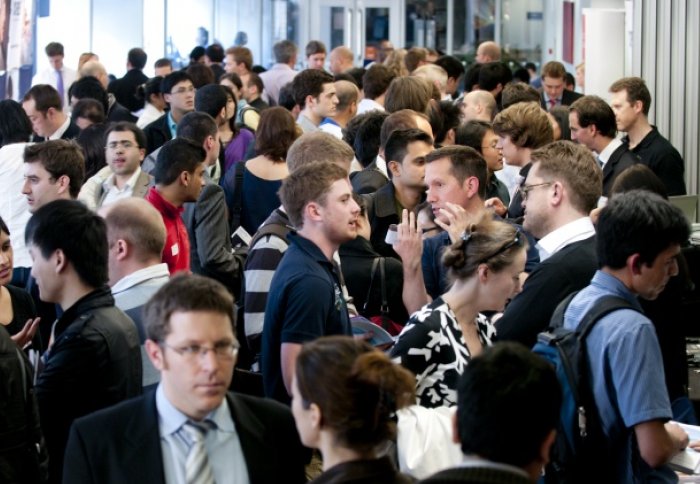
top-left (363, 258), bottom-right (381, 314)
top-left (248, 209), bottom-right (294, 250)
top-left (379, 257), bottom-right (389, 317)
top-left (230, 161), bottom-right (246, 232)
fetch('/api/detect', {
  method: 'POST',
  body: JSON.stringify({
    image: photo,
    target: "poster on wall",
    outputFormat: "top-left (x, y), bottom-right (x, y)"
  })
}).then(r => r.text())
top-left (3, 0), bottom-right (34, 100)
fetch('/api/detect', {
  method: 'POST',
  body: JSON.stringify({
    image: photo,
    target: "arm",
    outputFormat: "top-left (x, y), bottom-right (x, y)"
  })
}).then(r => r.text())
top-left (393, 209), bottom-right (430, 313)
top-left (280, 342), bottom-right (303, 398)
top-left (634, 420), bottom-right (688, 468)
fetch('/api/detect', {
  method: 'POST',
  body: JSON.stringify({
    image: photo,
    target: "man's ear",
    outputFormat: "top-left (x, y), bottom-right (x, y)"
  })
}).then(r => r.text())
top-left (539, 429), bottom-right (557, 465)
top-left (388, 160), bottom-right (401, 178)
top-left (115, 239), bottom-right (129, 261)
top-left (305, 201), bottom-right (324, 223)
top-left (145, 339), bottom-right (165, 371)
top-left (54, 248), bottom-right (67, 274)
top-left (628, 253), bottom-right (643, 275)
top-left (55, 174), bottom-right (71, 195)
top-left (463, 175), bottom-right (479, 199)
top-left (445, 128), bottom-right (456, 145)
top-left (179, 170), bottom-right (191, 187)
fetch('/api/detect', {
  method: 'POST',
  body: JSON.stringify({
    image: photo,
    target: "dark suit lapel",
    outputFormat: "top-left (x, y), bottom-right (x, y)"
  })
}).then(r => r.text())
top-left (228, 394), bottom-right (275, 482)
top-left (121, 392), bottom-right (167, 483)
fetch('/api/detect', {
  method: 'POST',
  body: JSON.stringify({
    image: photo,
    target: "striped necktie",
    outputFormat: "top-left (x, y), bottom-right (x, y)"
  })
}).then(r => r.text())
top-left (183, 421), bottom-right (215, 484)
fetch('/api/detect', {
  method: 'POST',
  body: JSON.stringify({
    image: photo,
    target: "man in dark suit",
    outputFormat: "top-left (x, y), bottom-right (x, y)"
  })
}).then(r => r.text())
top-left (495, 141), bottom-right (601, 348)
top-left (569, 95), bottom-right (638, 196)
top-left (63, 274), bottom-right (308, 484)
top-left (108, 48), bottom-right (149, 113)
top-left (144, 71), bottom-right (195, 154)
top-left (22, 84), bottom-right (80, 141)
top-left (539, 60), bottom-right (583, 111)
top-left (420, 343), bottom-right (561, 483)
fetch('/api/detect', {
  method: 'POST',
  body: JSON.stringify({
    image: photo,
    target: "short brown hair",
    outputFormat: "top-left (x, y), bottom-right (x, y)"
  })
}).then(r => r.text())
top-left (362, 64), bottom-right (395, 100)
top-left (569, 95), bottom-right (617, 138)
top-left (23, 140), bottom-right (85, 198)
top-left (384, 76), bottom-right (432, 114)
top-left (226, 46), bottom-right (253, 71)
top-left (45, 42), bottom-right (64, 57)
top-left (23, 84), bottom-right (62, 112)
top-left (286, 131), bottom-right (354, 173)
top-left (279, 161), bottom-right (348, 228)
top-left (305, 40), bottom-right (327, 57)
top-left (541, 61), bottom-right (566, 80)
top-left (404, 47), bottom-right (428, 73)
top-left (144, 274), bottom-right (235, 342)
top-left (425, 145), bottom-right (488, 199)
top-left (296, 336), bottom-right (415, 453)
top-left (530, 140), bottom-right (602, 213)
top-left (255, 107), bottom-right (299, 160)
top-left (104, 198), bottom-right (166, 262)
top-left (609, 76), bottom-right (652, 116)
top-left (501, 82), bottom-right (540, 109)
top-left (492, 102), bottom-right (553, 149)
top-left (380, 109), bottom-right (429, 151)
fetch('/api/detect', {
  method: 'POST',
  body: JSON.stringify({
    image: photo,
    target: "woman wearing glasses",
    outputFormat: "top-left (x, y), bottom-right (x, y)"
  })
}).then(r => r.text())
top-left (390, 214), bottom-right (527, 408)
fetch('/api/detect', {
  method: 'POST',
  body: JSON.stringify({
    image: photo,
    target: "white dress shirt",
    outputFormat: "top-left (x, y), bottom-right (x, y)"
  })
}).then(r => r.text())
top-left (536, 217), bottom-right (596, 262)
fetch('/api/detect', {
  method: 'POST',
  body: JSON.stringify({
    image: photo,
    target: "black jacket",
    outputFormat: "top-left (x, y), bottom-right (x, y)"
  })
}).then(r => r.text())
top-left (36, 286), bottom-right (141, 484)
top-left (363, 182), bottom-right (402, 259)
top-left (143, 114), bottom-right (172, 155)
top-left (602, 142), bottom-right (638, 196)
top-left (108, 69), bottom-right (149, 112)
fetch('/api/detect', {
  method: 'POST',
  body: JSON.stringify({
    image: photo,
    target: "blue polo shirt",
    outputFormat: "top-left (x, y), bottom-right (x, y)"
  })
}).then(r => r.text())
top-left (261, 233), bottom-right (352, 404)
top-left (563, 270), bottom-right (675, 482)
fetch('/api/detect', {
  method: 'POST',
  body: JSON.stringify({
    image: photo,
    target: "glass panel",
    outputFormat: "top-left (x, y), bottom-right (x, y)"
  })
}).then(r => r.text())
top-left (320, 6), bottom-right (347, 51)
top-left (501, 0), bottom-right (543, 64)
top-left (262, 0), bottom-right (299, 68)
top-left (166, 0), bottom-right (214, 68)
top-left (452, 0), bottom-right (496, 55)
top-left (366, 7), bottom-right (390, 47)
top-left (405, 0), bottom-right (447, 51)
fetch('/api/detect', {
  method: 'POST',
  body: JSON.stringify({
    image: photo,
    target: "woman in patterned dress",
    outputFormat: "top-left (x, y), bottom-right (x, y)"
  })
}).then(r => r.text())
top-left (391, 214), bottom-right (527, 408)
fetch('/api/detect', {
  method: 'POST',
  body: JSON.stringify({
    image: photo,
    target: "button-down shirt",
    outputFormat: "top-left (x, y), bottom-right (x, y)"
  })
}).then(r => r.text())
top-left (49, 115), bottom-right (72, 140)
top-left (156, 385), bottom-right (249, 484)
top-left (101, 167), bottom-right (143, 207)
top-left (596, 138), bottom-right (623, 168)
top-left (536, 217), bottom-right (595, 261)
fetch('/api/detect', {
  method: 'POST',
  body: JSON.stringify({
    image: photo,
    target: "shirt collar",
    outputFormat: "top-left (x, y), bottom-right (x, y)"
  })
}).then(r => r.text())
top-left (596, 138), bottom-right (623, 165)
top-left (49, 115), bottom-right (72, 140)
top-left (590, 270), bottom-right (644, 310)
top-left (167, 112), bottom-right (178, 139)
top-left (156, 384), bottom-right (235, 438)
top-left (147, 187), bottom-right (183, 218)
top-left (288, 232), bottom-right (334, 266)
top-left (536, 217), bottom-right (595, 261)
top-left (459, 454), bottom-right (531, 479)
top-left (102, 166), bottom-right (142, 193)
top-left (111, 263), bottom-right (170, 295)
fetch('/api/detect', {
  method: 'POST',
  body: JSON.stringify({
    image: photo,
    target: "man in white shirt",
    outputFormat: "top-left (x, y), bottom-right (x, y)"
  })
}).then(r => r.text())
top-left (357, 64), bottom-right (394, 115)
top-left (31, 42), bottom-right (76, 111)
top-left (495, 141), bottom-right (602, 346)
top-left (22, 85), bottom-right (80, 141)
top-left (82, 122), bottom-right (152, 209)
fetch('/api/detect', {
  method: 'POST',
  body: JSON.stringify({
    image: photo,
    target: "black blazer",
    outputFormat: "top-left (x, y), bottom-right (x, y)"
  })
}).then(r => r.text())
top-left (143, 114), bottom-right (172, 155)
top-left (63, 391), bottom-right (308, 484)
top-left (539, 89), bottom-right (583, 110)
top-left (602, 143), bottom-right (638, 196)
top-left (108, 69), bottom-right (149, 112)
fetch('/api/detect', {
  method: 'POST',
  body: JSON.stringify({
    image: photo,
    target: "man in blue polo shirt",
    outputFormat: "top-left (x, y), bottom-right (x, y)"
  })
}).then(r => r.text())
top-left (562, 190), bottom-right (689, 482)
top-left (261, 161), bottom-right (359, 404)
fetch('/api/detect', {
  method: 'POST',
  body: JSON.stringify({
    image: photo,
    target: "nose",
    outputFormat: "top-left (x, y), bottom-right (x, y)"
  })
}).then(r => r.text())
top-left (22, 179), bottom-right (31, 195)
top-left (199, 348), bottom-right (221, 372)
top-left (350, 198), bottom-right (360, 214)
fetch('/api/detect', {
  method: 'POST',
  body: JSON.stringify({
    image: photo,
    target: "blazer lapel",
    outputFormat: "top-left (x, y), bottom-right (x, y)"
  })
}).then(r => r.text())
top-left (121, 392), bottom-right (167, 483)
top-left (227, 394), bottom-right (275, 483)
top-left (133, 171), bottom-right (152, 198)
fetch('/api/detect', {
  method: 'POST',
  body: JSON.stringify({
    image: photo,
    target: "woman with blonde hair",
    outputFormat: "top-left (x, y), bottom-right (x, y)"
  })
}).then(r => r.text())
top-left (391, 214), bottom-right (527, 408)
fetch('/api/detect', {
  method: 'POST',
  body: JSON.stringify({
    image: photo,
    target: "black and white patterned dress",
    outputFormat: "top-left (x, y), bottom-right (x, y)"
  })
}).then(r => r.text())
top-left (390, 297), bottom-right (496, 408)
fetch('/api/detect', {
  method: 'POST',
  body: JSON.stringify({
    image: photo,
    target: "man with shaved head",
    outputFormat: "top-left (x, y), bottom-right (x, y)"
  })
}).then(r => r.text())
top-left (475, 41), bottom-right (501, 63)
top-left (329, 46), bottom-right (354, 75)
top-left (319, 79), bottom-right (359, 138)
top-left (459, 90), bottom-right (496, 122)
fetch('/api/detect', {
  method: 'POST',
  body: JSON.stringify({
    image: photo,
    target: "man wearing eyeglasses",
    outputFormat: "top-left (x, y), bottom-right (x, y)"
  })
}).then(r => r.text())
top-left (495, 141), bottom-right (601, 347)
top-left (63, 274), bottom-right (308, 484)
top-left (143, 71), bottom-right (196, 155)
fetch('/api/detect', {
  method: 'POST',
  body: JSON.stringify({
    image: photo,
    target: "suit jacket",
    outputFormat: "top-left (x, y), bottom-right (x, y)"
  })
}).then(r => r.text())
top-left (602, 143), bottom-right (638, 196)
top-left (93, 170), bottom-right (152, 208)
top-left (63, 391), bottom-right (308, 484)
top-left (539, 89), bottom-right (583, 110)
top-left (32, 119), bottom-right (81, 142)
top-left (108, 69), bottom-right (149, 113)
top-left (419, 465), bottom-right (531, 484)
top-left (351, 159), bottom-right (389, 195)
top-left (183, 177), bottom-right (244, 295)
top-left (143, 114), bottom-right (172, 155)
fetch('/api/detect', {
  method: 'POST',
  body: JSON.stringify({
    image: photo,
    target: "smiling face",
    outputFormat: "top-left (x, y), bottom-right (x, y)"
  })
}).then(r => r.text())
top-left (148, 310), bottom-right (236, 421)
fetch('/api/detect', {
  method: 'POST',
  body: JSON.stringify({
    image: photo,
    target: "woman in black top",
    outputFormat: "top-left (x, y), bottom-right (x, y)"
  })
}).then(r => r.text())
top-left (0, 216), bottom-right (39, 347)
top-left (292, 336), bottom-right (416, 484)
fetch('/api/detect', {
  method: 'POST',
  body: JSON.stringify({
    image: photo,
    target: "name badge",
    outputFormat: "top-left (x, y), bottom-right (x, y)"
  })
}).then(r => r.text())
top-left (171, 243), bottom-right (179, 256)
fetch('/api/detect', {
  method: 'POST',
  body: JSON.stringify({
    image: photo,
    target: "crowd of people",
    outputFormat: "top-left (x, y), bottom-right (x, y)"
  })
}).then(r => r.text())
top-left (0, 35), bottom-right (695, 483)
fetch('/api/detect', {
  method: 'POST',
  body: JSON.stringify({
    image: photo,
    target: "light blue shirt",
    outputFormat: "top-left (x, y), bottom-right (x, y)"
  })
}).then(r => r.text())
top-left (156, 384), bottom-right (250, 484)
top-left (167, 112), bottom-right (178, 140)
top-left (562, 270), bottom-right (675, 482)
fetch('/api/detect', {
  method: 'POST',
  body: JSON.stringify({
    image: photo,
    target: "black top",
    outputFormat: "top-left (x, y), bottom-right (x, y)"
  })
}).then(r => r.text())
top-left (311, 456), bottom-right (415, 484)
top-left (623, 127), bottom-right (686, 196)
top-left (108, 68), bottom-right (149, 112)
top-left (248, 96), bottom-right (270, 111)
top-left (495, 236), bottom-right (598, 347)
top-left (143, 114), bottom-right (172, 155)
top-left (2, 284), bottom-right (37, 336)
top-left (602, 142), bottom-right (639, 197)
top-left (506, 163), bottom-right (531, 222)
top-left (363, 182), bottom-right (403, 259)
top-left (420, 465), bottom-right (531, 484)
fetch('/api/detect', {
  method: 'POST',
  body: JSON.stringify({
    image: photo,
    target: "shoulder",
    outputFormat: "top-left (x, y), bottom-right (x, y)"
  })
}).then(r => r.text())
top-left (74, 393), bottom-right (149, 430)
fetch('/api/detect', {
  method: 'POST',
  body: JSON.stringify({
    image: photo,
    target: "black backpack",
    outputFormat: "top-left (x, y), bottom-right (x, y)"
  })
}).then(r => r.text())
top-left (533, 292), bottom-right (638, 483)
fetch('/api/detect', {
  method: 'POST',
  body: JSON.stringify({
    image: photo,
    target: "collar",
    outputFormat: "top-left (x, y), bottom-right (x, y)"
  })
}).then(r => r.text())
top-left (167, 112), bottom-right (178, 139)
top-left (103, 166), bottom-right (142, 193)
top-left (536, 217), bottom-right (595, 261)
top-left (459, 454), bottom-right (531, 479)
top-left (55, 285), bottom-right (114, 337)
top-left (111, 263), bottom-right (170, 295)
top-left (156, 384), bottom-right (235, 438)
top-left (49, 115), bottom-right (72, 140)
top-left (271, 63), bottom-right (295, 71)
top-left (544, 93), bottom-right (561, 105)
top-left (623, 125), bottom-right (660, 152)
top-left (375, 154), bottom-right (388, 177)
top-left (590, 270), bottom-right (644, 310)
top-left (320, 117), bottom-right (340, 127)
top-left (596, 138), bottom-right (623, 165)
top-left (288, 232), bottom-right (334, 266)
top-left (146, 187), bottom-right (183, 218)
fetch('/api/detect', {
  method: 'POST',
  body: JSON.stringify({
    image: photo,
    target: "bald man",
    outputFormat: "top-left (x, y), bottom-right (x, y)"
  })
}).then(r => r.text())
top-left (78, 60), bottom-right (110, 89)
top-left (475, 41), bottom-right (501, 63)
top-left (320, 80), bottom-right (359, 138)
top-left (329, 46), bottom-right (354, 75)
top-left (459, 90), bottom-right (496, 122)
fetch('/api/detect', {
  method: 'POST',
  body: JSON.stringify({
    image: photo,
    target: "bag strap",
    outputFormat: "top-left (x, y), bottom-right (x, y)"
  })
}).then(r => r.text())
top-left (363, 258), bottom-right (381, 314)
top-left (230, 161), bottom-right (246, 232)
top-left (379, 257), bottom-right (389, 317)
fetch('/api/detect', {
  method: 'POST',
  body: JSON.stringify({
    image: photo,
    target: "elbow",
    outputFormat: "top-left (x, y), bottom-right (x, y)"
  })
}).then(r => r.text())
top-left (639, 443), bottom-right (676, 468)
